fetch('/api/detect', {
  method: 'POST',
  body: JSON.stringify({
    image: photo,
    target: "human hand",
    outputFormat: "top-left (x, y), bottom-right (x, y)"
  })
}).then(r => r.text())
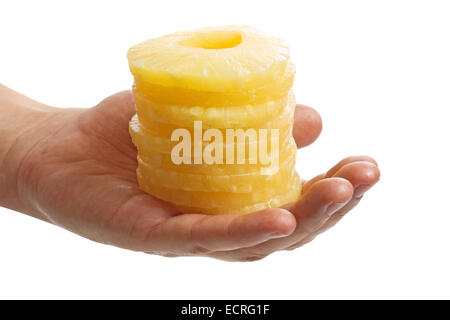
top-left (10, 90), bottom-right (379, 261)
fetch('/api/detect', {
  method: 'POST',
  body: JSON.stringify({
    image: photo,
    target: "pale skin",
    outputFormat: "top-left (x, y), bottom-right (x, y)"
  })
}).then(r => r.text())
top-left (0, 84), bottom-right (380, 261)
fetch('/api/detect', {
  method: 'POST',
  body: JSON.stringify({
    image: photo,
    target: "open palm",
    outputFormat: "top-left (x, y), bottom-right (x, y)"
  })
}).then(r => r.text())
top-left (20, 91), bottom-right (379, 261)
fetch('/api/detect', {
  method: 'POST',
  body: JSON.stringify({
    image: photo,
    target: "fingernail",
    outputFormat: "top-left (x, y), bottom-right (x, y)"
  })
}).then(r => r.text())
top-left (325, 201), bottom-right (348, 217)
top-left (354, 184), bottom-right (373, 198)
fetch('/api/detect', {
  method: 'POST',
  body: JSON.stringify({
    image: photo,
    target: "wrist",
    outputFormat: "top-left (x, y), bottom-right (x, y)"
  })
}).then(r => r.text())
top-left (0, 86), bottom-right (59, 218)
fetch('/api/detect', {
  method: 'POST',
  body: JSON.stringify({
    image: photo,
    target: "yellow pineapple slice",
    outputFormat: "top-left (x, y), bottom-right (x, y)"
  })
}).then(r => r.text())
top-left (137, 141), bottom-right (297, 176)
top-left (135, 90), bottom-right (296, 130)
top-left (127, 26), bottom-right (290, 93)
top-left (137, 152), bottom-right (296, 193)
top-left (137, 171), bottom-right (301, 215)
top-left (133, 60), bottom-right (295, 107)
top-left (136, 101), bottom-right (294, 138)
top-left (129, 114), bottom-right (293, 155)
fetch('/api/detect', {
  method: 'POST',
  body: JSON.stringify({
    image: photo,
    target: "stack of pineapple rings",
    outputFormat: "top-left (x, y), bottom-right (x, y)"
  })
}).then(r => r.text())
top-left (127, 26), bottom-right (301, 214)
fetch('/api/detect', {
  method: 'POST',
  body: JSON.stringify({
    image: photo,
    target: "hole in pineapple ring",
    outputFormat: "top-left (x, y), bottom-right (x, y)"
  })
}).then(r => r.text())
top-left (179, 30), bottom-right (242, 49)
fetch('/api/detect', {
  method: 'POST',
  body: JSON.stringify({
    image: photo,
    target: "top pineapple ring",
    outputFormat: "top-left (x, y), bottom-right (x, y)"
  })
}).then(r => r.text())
top-left (127, 26), bottom-right (291, 92)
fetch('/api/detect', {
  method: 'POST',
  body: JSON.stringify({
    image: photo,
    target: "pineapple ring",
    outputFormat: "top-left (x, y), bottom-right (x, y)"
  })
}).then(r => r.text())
top-left (129, 114), bottom-right (294, 155)
top-left (175, 184), bottom-right (301, 215)
top-left (133, 60), bottom-right (295, 107)
top-left (137, 152), bottom-right (296, 193)
top-left (127, 26), bottom-right (291, 92)
top-left (135, 90), bottom-right (295, 130)
top-left (137, 170), bottom-right (301, 215)
top-left (137, 110), bottom-right (293, 138)
top-left (137, 139), bottom-right (297, 175)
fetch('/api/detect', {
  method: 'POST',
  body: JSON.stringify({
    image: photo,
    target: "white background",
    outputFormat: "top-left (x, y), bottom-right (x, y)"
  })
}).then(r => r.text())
top-left (1, 0), bottom-right (449, 299)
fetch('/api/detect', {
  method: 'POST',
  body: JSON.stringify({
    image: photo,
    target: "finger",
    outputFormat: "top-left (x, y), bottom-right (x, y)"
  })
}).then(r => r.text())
top-left (81, 91), bottom-right (137, 157)
top-left (285, 197), bottom-right (363, 251)
top-left (141, 208), bottom-right (296, 255)
top-left (288, 161), bottom-right (380, 248)
top-left (293, 104), bottom-right (322, 149)
top-left (95, 90), bottom-right (136, 121)
top-left (325, 155), bottom-right (378, 178)
top-left (315, 197), bottom-right (363, 235)
top-left (209, 178), bottom-right (353, 261)
top-left (275, 178), bottom-right (354, 243)
top-left (332, 161), bottom-right (380, 194)
top-left (301, 173), bottom-right (326, 194)
top-left (315, 160), bottom-right (380, 233)
top-left (301, 156), bottom-right (377, 195)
